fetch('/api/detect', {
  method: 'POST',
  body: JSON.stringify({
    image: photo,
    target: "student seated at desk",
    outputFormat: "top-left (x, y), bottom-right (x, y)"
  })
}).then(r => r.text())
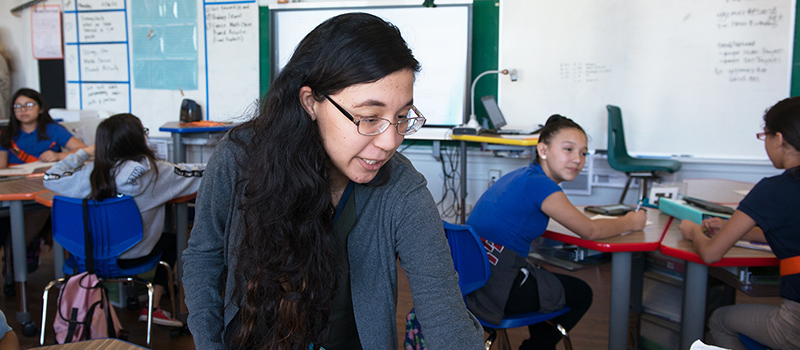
top-left (678, 97), bottom-right (800, 350)
top-left (0, 89), bottom-right (88, 272)
top-left (466, 115), bottom-right (647, 350)
top-left (43, 113), bottom-right (205, 329)
top-left (1, 88), bottom-right (86, 168)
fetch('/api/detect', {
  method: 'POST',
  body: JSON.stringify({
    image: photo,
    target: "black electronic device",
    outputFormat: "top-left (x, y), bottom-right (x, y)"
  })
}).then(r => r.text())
top-left (683, 196), bottom-right (735, 215)
top-left (480, 95), bottom-right (542, 135)
top-left (584, 204), bottom-right (637, 216)
top-left (180, 98), bottom-right (202, 123)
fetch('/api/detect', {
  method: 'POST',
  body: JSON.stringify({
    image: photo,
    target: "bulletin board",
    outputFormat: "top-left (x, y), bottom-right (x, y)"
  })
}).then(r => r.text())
top-left (270, 0), bottom-right (472, 126)
top-left (497, 0), bottom-right (797, 160)
top-left (62, 0), bottom-right (260, 135)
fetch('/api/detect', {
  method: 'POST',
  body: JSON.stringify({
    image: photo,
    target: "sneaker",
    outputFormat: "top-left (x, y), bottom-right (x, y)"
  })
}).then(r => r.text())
top-left (139, 307), bottom-right (184, 328)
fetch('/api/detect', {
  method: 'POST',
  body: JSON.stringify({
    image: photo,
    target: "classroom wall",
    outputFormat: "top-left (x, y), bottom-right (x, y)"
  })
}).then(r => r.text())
top-left (0, 3), bottom-right (42, 98)
top-left (1, 0), bottom-right (783, 211)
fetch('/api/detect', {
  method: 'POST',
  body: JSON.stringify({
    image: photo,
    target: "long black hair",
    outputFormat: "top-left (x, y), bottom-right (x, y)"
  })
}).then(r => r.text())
top-left (229, 12), bottom-right (420, 349)
top-left (533, 114), bottom-right (586, 164)
top-left (1, 88), bottom-right (58, 148)
top-left (763, 96), bottom-right (800, 176)
top-left (90, 113), bottom-right (158, 200)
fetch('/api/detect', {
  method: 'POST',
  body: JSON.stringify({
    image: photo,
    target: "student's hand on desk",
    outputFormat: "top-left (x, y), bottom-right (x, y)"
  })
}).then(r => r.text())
top-left (83, 145), bottom-right (96, 157)
top-left (38, 150), bottom-right (60, 162)
top-left (700, 217), bottom-right (727, 237)
top-left (624, 210), bottom-right (647, 231)
top-left (678, 220), bottom-right (704, 241)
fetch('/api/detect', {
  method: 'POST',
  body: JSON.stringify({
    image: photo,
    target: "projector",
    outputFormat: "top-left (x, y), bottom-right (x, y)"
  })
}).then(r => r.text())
top-left (451, 125), bottom-right (481, 135)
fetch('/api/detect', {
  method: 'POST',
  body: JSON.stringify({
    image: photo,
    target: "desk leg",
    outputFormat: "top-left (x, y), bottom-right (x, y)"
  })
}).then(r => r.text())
top-left (609, 251), bottom-right (631, 350)
top-left (9, 201), bottom-right (30, 324)
top-left (459, 141), bottom-right (467, 224)
top-left (171, 133), bottom-right (186, 164)
top-left (681, 261), bottom-right (708, 350)
top-left (53, 242), bottom-right (64, 280)
top-left (175, 202), bottom-right (189, 319)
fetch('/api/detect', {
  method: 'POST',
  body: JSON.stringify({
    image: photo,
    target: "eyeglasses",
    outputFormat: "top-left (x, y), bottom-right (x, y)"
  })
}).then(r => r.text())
top-left (12, 102), bottom-right (38, 111)
top-left (756, 132), bottom-right (773, 140)
top-left (323, 95), bottom-right (426, 136)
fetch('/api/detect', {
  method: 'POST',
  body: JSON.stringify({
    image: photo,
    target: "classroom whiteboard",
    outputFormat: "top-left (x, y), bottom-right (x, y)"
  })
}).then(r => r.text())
top-left (498, 0), bottom-right (795, 160)
top-left (271, 0), bottom-right (472, 126)
top-left (62, 0), bottom-right (259, 136)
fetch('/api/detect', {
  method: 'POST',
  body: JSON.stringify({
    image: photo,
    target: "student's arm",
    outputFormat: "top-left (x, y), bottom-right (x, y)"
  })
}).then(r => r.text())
top-left (678, 210), bottom-right (757, 264)
top-left (700, 217), bottom-right (766, 243)
top-left (42, 149), bottom-right (93, 198)
top-left (39, 136), bottom-right (88, 162)
top-left (0, 152), bottom-right (7, 169)
top-left (542, 191), bottom-right (647, 240)
top-left (0, 329), bottom-right (20, 350)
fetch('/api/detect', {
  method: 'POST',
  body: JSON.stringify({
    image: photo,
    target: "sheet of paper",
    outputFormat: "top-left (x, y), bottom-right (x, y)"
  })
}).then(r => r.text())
top-left (0, 161), bottom-right (55, 176)
top-left (690, 339), bottom-right (730, 350)
top-left (590, 214), bottom-right (652, 235)
top-left (734, 240), bottom-right (772, 252)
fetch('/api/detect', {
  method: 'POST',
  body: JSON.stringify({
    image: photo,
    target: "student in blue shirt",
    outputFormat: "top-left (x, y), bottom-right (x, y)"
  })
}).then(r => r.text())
top-left (679, 96), bottom-right (800, 350)
top-left (466, 115), bottom-right (646, 350)
top-left (0, 88), bottom-right (86, 168)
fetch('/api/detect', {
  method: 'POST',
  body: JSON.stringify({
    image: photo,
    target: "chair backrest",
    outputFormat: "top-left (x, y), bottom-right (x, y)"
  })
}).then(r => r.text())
top-left (52, 195), bottom-right (143, 275)
top-left (606, 105), bottom-right (634, 169)
top-left (443, 221), bottom-right (491, 296)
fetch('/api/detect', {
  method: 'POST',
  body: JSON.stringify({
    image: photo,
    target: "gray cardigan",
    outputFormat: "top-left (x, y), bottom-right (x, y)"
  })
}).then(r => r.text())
top-left (182, 132), bottom-right (484, 349)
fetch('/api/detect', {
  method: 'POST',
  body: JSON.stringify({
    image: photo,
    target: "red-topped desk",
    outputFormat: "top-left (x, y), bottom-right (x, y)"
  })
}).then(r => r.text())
top-left (0, 175), bottom-right (48, 330)
top-left (542, 207), bottom-right (672, 350)
top-left (659, 223), bottom-right (778, 350)
top-left (657, 178), bottom-right (777, 350)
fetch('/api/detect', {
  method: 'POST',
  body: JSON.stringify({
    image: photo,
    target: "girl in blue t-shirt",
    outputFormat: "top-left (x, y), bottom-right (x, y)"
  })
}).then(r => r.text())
top-left (0, 88), bottom-right (87, 169)
top-left (678, 97), bottom-right (800, 350)
top-left (466, 115), bottom-right (647, 350)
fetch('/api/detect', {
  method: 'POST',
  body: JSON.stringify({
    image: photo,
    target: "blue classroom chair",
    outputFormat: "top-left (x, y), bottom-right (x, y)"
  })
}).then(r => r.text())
top-left (443, 221), bottom-right (573, 350)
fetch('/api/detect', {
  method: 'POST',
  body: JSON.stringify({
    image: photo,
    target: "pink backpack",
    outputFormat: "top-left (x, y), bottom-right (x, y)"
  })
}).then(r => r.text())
top-left (53, 271), bottom-right (123, 343)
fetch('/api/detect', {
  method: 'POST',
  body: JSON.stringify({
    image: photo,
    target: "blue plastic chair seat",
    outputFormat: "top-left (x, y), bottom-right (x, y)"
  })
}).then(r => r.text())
top-left (738, 333), bottom-right (768, 350)
top-left (52, 195), bottom-right (160, 277)
top-left (478, 308), bottom-right (570, 329)
top-left (442, 221), bottom-right (573, 350)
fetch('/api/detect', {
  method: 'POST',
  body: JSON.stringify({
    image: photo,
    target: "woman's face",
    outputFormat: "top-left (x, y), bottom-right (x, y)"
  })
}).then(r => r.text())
top-left (537, 128), bottom-right (588, 183)
top-left (310, 69), bottom-right (415, 186)
top-left (13, 95), bottom-right (41, 127)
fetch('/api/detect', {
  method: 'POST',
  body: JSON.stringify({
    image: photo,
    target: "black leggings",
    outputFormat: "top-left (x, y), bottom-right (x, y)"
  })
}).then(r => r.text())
top-left (117, 232), bottom-right (176, 289)
top-left (504, 270), bottom-right (593, 350)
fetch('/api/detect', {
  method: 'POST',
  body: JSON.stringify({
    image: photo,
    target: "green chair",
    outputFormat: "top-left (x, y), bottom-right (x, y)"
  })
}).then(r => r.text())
top-left (607, 105), bottom-right (682, 204)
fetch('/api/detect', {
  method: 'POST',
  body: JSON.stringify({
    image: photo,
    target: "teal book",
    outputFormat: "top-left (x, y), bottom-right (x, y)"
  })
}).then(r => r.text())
top-left (658, 198), bottom-right (731, 225)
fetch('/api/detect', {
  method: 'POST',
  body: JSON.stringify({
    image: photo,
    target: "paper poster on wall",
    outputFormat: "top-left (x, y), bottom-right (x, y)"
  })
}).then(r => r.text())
top-left (204, 0), bottom-right (259, 120)
top-left (31, 5), bottom-right (63, 59)
top-left (63, 0), bottom-right (131, 113)
top-left (131, 0), bottom-right (198, 90)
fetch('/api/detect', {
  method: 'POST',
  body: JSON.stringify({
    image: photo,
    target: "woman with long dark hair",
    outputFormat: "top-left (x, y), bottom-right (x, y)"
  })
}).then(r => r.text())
top-left (182, 13), bottom-right (483, 350)
top-left (1, 88), bottom-right (86, 168)
top-left (44, 113), bottom-right (205, 328)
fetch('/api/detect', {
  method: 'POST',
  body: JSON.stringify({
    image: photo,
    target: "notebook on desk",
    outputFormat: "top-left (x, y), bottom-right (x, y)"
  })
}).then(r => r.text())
top-left (480, 95), bottom-right (543, 135)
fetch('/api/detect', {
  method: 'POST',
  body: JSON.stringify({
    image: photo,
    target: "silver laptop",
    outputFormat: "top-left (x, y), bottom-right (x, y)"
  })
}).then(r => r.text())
top-left (480, 95), bottom-right (542, 135)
